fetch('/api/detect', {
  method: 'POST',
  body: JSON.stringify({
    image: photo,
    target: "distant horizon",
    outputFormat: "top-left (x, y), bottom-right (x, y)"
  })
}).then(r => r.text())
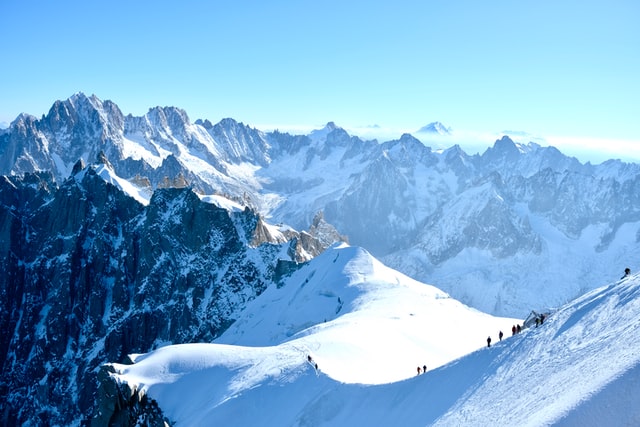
top-left (0, 92), bottom-right (637, 165)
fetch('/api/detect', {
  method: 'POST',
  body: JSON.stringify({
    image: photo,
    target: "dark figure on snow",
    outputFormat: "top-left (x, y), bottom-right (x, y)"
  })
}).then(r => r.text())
top-left (535, 317), bottom-right (540, 327)
top-left (417, 366), bottom-right (422, 375)
top-left (315, 363), bottom-right (318, 370)
top-left (517, 324), bottom-right (522, 333)
top-left (499, 331), bottom-right (503, 341)
top-left (423, 365), bottom-right (427, 373)
top-left (487, 336), bottom-right (492, 348)
top-left (512, 325), bottom-right (516, 336)
top-left (622, 268), bottom-right (631, 279)
top-left (540, 314), bottom-right (545, 325)
top-left (308, 355), bottom-right (312, 363)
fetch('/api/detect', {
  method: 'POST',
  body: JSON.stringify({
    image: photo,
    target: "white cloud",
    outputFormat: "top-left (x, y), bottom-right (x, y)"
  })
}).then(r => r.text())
top-left (252, 122), bottom-right (640, 165)
top-left (546, 135), bottom-right (640, 164)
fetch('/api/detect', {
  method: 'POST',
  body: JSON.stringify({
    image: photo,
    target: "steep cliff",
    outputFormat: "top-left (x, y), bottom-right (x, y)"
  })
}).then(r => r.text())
top-left (0, 157), bottom-right (333, 426)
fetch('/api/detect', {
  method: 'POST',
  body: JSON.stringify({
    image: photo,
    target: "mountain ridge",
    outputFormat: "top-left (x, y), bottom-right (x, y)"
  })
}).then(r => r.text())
top-left (3, 93), bottom-right (640, 317)
top-left (0, 154), bottom-right (342, 425)
top-left (107, 248), bottom-right (640, 426)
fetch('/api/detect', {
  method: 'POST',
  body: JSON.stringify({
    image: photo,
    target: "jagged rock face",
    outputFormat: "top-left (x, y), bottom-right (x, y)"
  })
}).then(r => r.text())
top-left (326, 154), bottom-right (414, 255)
top-left (207, 118), bottom-right (271, 166)
top-left (4, 94), bottom-right (640, 315)
top-left (93, 365), bottom-right (170, 427)
top-left (414, 173), bottom-right (541, 264)
top-left (3, 94), bottom-right (637, 261)
top-left (0, 167), bottom-right (293, 426)
top-left (323, 135), bottom-right (443, 255)
top-left (0, 114), bottom-right (55, 175)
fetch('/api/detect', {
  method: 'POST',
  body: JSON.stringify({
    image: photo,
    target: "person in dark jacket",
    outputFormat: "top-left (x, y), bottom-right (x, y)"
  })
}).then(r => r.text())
top-left (499, 330), bottom-right (504, 341)
top-left (622, 268), bottom-right (631, 279)
top-left (487, 336), bottom-right (492, 347)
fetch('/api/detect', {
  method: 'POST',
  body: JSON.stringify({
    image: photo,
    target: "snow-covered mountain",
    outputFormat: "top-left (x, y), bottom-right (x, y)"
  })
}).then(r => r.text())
top-left (107, 245), bottom-right (640, 426)
top-left (0, 156), bottom-right (342, 426)
top-left (417, 121), bottom-right (452, 135)
top-left (3, 93), bottom-right (640, 424)
top-left (3, 93), bottom-right (639, 317)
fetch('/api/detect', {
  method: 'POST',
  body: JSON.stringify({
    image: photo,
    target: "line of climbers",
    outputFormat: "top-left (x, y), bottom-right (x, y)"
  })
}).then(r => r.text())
top-left (488, 266), bottom-right (635, 348)
top-left (310, 266), bottom-right (634, 376)
top-left (487, 313), bottom-right (550, 348)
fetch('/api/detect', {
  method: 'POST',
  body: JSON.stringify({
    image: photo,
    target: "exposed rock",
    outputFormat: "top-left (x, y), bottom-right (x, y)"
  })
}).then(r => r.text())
top-left (0, 160), bottom-right (308, 425)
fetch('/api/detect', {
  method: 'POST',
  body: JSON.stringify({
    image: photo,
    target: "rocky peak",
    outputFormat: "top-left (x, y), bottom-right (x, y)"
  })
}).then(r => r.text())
top-left (309, 211), bottom-right (348, 248)
top-left (382, 133), bottom-right (437, 167)
top-left (209, 118), bottom-right (270, 166)
top-left (145, 106), bottom-right (191, 138)
top-left (195, 118), bottom-right (214, 130)
top-left (483, 135), bottom-right (519, 159)
top-left (71, 158), bottom-right (86, 175)
top-left (0, 166), bottom-right (311, 425)
top-left (308, 121), bottom-right (342, 144)
top-left (96, 150), bottom-right (113, 168)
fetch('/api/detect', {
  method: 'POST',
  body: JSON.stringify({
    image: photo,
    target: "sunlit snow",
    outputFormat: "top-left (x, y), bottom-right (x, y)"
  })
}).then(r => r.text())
top-left (105, 244), bottom-right (639, 426)
top-left (92, 163), bottom-right (151, 206)
top-left (109, 250), bottom-right (640, 425)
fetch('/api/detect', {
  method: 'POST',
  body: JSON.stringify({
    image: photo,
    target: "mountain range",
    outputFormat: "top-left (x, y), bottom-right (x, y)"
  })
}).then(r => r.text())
top-left (2, 93), bottom-right (639, 316)
top-left (2, 93), bottom-right (640, 425)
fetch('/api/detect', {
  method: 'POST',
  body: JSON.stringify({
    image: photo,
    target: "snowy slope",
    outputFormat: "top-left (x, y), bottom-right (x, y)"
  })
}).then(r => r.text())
top-left (109, 247), bottom-right (640, 426)
top-left (89, 163), bottom-right (152, 205)
top-left (215, 244), bottom-right (518, 383)
top-left (433, 275), bottom-right (640, 426)
top-left (109, 244), bottom-right (517, 424)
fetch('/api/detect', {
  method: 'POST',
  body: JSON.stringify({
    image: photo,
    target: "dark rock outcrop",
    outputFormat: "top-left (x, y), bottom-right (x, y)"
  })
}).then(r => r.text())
top-left (0, 159), bottom-right (331, 426)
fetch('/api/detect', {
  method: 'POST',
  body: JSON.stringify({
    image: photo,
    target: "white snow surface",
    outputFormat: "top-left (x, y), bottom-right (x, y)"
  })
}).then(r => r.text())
top-left (108, 244), bottom-right (640, 426)
top-left (197, 193), bottom-right (245, 212)
top-left (79, 163), bottom-right (152, 206)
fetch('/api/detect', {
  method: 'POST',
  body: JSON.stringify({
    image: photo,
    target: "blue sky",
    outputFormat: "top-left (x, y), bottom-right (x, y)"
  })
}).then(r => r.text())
top-left (1, 0), bottom-right (638, 162)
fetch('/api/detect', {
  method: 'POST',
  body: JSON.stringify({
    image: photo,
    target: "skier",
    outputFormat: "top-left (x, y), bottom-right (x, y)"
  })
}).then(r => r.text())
top-left (423, 365), bottom-right (427, 374)
top-left (487, 336), bottom-right (492, 348)
top-left (517, 324), bottom-right (521, 333)
top-left (499, 330), bottom-right (503, 341)
top-left (417, 366), bottom-right (422, 375)
top-left (512, 325), bottom-right (516, 336)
